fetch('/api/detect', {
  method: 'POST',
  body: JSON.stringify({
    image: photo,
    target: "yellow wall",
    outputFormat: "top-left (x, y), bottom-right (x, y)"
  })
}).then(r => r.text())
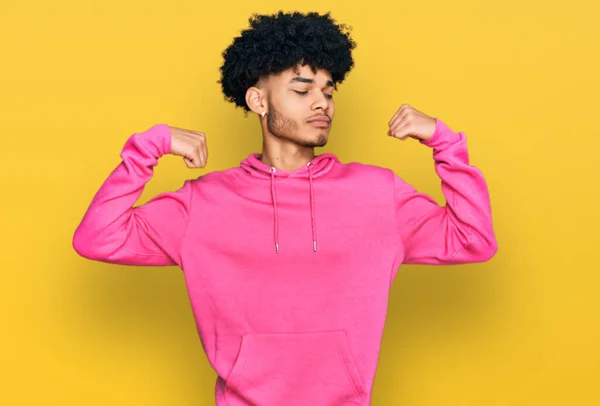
top-left (2, 1), bottom-right (598, 404)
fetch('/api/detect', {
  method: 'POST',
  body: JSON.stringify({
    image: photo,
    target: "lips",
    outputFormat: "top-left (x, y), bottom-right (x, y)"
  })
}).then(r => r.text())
top-left (308, 116), bottom-right (330, 127)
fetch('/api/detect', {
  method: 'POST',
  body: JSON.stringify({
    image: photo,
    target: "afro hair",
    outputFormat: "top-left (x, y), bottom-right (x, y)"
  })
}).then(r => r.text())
top-left (218, 11), bottom-right (357, 112)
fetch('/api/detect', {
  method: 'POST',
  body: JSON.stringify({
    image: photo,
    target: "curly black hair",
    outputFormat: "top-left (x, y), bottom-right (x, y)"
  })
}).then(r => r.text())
top-left (218, 11), bottom-right (357, 112)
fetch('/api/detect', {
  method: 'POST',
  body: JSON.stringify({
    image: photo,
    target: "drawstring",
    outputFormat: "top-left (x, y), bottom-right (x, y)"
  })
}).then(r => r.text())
top-left (270, 167), bottom-right (280, 254)
top-left (307, 162), bottom-right (317, 252)
top-left (268, 162), bottom-right (318, 254)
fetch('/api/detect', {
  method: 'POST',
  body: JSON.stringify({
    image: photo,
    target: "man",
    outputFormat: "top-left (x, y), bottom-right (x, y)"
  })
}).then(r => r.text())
top-left (73, 10), bottom-right (497, 406)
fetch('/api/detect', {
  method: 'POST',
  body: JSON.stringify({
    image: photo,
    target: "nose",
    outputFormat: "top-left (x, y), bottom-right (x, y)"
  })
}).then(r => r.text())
top-left (311, 91), bottom-right (330, 111)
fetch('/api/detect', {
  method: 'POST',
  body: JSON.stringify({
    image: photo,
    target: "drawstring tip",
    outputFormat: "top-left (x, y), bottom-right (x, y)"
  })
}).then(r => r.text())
top-left (275, 243), bottom-right (280, 254)
top-left (313, 241), bottom-right (317, 252)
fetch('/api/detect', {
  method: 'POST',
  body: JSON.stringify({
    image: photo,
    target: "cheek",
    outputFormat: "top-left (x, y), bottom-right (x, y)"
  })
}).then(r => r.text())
top-left (278, 106), bottom-right (302, 124)
top-left (273, 93), bottom-right (302, 115)
top-left (279, 101), bottom-right (306, 122)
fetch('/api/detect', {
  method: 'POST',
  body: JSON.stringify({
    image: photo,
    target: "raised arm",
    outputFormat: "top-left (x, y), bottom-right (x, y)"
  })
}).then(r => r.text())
top-left (388, 105), bottom-right (498, 265)
top-left (72, 124), bottom-right (207, 267)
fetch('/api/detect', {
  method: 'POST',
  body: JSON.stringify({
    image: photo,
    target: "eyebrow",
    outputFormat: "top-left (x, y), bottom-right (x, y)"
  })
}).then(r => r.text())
top-left (290, 77), bottom-right (336, 89)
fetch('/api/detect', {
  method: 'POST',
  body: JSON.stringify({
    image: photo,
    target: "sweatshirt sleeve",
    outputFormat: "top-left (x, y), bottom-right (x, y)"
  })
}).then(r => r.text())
top-left (72, 123), bottom-right (192, 267)
top-left (394, 118), bottom-right (498, 265)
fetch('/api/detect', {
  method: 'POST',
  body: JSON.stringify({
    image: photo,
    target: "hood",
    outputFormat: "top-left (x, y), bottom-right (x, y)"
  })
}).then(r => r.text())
top-left (240, 152), bottom-right (339, 179)
top-left (240, 153), bottom-right (340, 254)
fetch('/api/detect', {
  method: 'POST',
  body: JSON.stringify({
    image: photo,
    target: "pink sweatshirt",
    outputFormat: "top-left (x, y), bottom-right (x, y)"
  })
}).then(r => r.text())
top-left (73, 118), bottom-right (497, 405)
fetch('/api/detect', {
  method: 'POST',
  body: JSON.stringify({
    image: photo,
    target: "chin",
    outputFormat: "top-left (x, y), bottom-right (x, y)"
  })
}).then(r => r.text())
top-left (301, 134), bottom-right (328, 148)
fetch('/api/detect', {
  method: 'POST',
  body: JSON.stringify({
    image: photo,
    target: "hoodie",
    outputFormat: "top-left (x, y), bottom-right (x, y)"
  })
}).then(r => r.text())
top-left (72, 118), bottom-right (497, 405)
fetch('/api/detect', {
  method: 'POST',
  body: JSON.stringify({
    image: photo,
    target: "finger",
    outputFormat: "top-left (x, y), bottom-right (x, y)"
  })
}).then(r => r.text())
top-left (390, 104), bottom-right (410, 125)
top-left (390, 122), bottom-right (413, 140)
top-left (198, 150), bottom-right (206, 168)
top-left (387, 107), bottom-right (402, 127)
top-left (201, 145), bottom-right (208, 166)
top-left (388, 104), bottom-right (411, 127)
top-left (183, 155), bottom-right (196, 168)
top-left (390, 105), bottom-right (413, 129)
top-left (388, 110), bottom-right (411, 136)
top-left (388, 110), bottom-right (408, 133)
top-left (388, 105), bottom-right (412, 133)
top-left (195, 143), bottom-right (207, 167)
top-left (184, 152), bottom-right (202, 168)
top-left (196, 135), bottom-right (207, 167)
top-left (399, 104), bottom-right (412, 114)
top-left (202, 137), bottom-right (208, 161)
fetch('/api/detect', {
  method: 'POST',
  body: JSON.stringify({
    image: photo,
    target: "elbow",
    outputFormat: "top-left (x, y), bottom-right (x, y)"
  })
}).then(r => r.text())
top-left (480, 239), bottom-right (498, 262)
top-left (453, 223), bottom-right (498, 263)
top-left (470, 234), bottom-right (498, 262)
top-left (72, 229), bottom-right (90, 259)
top-left (72, 228), bottom-right (100, 260)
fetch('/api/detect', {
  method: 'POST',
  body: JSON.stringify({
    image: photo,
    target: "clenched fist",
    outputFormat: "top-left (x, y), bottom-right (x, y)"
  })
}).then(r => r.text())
top-left (387, 104), bottom-right (436, 142)
top-left (168, 126), bottom-right (208, 168)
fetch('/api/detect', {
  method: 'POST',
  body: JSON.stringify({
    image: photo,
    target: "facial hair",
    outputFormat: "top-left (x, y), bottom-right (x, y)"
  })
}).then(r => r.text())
top-left (267, 102), bottom-right (328, 148)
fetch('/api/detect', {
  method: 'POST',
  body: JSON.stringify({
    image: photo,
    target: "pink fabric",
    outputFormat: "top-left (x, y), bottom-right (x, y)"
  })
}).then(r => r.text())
top-left (73, 118), bottom-right (497, 405)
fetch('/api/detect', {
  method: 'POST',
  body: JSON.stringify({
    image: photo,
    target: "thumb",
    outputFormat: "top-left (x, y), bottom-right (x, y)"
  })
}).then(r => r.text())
top-left (183, 153), bottom-right (202, 168)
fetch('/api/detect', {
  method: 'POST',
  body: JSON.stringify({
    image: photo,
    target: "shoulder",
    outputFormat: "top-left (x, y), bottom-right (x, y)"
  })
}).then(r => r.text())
top-left (188, 167), bottom-right (242, 187)
top-left (335, 160), bottom-right (397, 184)
top-left (184, 166), bottom-right (245, 191)
top-left (334, 160), bottom-right (417, 195)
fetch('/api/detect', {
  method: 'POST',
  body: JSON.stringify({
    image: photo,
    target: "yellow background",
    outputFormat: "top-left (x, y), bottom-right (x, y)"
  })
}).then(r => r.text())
top-left (2, 0), bottom-right (598, 404)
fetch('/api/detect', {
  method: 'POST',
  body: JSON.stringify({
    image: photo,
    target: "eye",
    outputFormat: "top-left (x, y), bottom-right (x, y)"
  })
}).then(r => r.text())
top-left (325, 94), bottom-right (333, 99)
top-left (294, 90), bottom-right (308, 95)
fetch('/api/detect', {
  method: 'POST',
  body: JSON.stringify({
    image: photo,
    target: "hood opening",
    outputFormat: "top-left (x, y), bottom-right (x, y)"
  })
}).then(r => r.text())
top-left (240, 153), bottom-right (339, 253)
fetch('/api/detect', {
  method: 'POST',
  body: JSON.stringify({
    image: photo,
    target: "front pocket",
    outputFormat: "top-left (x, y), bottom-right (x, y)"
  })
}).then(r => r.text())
top-left (225, 330), bottom-right (367, 405)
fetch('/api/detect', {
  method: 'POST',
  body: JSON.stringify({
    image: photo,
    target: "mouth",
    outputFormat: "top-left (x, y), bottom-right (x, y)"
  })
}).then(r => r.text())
top-left (307, 116), bottom-right (331, 128)
top-left (309, 121), bottom-right (330, 128)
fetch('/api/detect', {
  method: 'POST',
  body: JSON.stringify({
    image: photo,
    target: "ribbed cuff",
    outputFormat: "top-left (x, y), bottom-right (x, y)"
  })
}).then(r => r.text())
top-left (151, 123), bottom-right (172, 155)
top-left (420, 118), bottom-right (461, 149)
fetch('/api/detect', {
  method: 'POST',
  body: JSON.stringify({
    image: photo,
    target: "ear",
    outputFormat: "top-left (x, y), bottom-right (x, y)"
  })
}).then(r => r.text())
top-left (245, 86), bottom-right (267, 116)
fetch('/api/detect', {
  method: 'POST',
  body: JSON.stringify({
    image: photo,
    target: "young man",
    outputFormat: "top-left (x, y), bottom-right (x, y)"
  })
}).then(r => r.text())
top-left (73, 10), bottom-right (497, 406)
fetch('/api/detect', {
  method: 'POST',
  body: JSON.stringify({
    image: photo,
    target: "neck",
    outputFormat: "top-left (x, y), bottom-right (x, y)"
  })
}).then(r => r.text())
top-left (260, 138), bottom-right (315, 172)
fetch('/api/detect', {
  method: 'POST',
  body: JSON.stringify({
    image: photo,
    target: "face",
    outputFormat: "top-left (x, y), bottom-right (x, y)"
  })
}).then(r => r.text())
top-left (261, 64), bottom-right (336, 148)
